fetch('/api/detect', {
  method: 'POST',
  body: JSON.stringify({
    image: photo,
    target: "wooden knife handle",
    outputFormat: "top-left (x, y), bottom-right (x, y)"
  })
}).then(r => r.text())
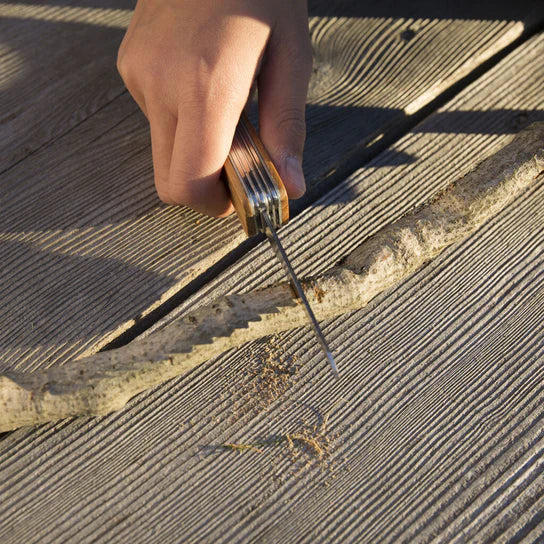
top-left (223, 113), bottom-right (289, 237)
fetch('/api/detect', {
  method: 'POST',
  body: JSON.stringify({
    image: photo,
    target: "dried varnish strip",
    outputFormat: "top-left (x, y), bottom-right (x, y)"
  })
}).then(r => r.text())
top-left (1, 2), bottom-right (541, 376)
top-left (1, 36), bottom-right (544, 544)
top-left (1, 121), bottom-right (542, 432)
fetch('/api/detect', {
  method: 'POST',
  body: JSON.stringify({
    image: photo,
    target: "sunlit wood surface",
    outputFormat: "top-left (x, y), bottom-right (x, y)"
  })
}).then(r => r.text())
top-left (0, 1), bottom-right (543, 542)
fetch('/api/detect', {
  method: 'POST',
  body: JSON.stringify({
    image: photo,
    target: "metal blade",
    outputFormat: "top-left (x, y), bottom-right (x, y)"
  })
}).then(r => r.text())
top-left (260, 209), bottom-right (339, 379)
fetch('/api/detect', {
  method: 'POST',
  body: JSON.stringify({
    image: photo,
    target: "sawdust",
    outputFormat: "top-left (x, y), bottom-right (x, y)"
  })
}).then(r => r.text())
top-left (215, 337), bottom-right (342, 475)
top-left (250, 341), bottom-right (298, 408)
top-left (221, 419), bottom-right (332, 460)
top-left (313, 285), bottom-right (326, 304)
top-left (285, 418), bottom-right (333, 461)
top-left (226, 336), bottom-right (299, 425)
top-left (219, 400), bottom-right (342, 475)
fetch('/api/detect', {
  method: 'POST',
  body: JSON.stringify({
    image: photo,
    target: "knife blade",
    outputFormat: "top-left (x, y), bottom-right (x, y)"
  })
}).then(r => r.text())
top-left (224, 113), bottom-right (338, 378)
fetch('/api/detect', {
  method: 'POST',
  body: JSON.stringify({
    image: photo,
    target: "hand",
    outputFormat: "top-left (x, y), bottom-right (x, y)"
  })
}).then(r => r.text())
top-left (117, 0), bottom-right (313, 217)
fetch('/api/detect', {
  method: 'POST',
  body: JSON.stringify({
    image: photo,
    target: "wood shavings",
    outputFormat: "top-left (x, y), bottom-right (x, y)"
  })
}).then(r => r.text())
top-left (224, 338), bottom-right (299, 426)
top-left (218, 410), bottom-right (335, 463)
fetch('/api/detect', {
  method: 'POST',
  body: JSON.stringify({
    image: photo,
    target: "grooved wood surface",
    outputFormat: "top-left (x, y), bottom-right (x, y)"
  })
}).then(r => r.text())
top-left (0, 0), bottom-right (134, 172)
top-left (149, 32), bottom-right (544, 330)
top-left (1, 30), bottom-right (543, 544)
top-left (1, 1), bottom-right (542, 373)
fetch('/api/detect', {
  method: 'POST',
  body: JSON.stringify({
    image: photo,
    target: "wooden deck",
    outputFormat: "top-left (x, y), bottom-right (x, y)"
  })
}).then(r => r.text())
top-left (1, 1), bottom-right (543, 542)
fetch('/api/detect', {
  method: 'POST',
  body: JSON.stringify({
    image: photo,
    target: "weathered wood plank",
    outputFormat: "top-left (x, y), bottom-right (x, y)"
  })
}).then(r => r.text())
top-left (0, 31), bottom-right (543, 544)
top-left (1, 1), bottom-right (539, 173)
top-left (148, 31), bottom-right (544, 329)
top-left (2, 121), bottom-right (543, 431)
top-left (0, 95), bottom-right (251, 372)
top-left (1, 1), bottom-right (542, 373)
top-left (0, 1), bottom-right (134, 171)
top-left (303, 7), bottom-right (537, 185)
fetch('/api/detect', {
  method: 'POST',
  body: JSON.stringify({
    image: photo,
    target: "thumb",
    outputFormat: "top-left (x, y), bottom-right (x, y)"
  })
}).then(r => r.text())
top-left (257, 21), bottom-right (313, 199)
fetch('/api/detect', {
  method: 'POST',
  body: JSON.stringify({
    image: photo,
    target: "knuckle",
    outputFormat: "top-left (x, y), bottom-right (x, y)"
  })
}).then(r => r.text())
top-left (117, 49), bottom-right (142, 91)
top-left (155, 184), bottom-right (173, 204)
top-left (116, 49), bottom-right (130, 80)
top-left (277, 109), bottom-right (307, 140)
top-left (154, 173), bottom-right (177, 204)
top-left (183, 60), bottom-right (240, 112)
top-left (119, 47), bottom-right (171, 97)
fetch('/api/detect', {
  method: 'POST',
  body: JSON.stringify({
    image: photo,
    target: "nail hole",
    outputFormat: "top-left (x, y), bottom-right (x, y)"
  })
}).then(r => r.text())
top-left (400, 29), bottom-right (416, 42)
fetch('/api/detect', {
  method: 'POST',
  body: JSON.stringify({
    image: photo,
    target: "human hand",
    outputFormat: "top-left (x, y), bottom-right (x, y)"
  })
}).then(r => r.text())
top-left (117, 0), bottom-right (313, 217)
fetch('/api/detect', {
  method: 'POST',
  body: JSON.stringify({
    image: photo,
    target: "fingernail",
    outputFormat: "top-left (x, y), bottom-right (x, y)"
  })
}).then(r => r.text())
top-left (284, 156), bottom-right (306, 198)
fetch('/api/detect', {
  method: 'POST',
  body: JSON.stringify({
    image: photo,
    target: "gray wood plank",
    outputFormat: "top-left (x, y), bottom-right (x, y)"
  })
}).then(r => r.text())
top-left (0, 0), bottom-right (134, 171)
top-left (303, 1), bottom-right (543, 187)
top-left (1, 1), bottom-right (542, 373)
top-left (1, 31), bottom-right (543, 544)
top-left (0, 91), bottom-right (245, 371)
top-left (2, 1), bottom-right (540, 173)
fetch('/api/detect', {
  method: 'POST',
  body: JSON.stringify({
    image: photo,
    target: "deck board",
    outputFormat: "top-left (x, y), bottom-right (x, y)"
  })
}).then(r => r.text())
top-left (0, 1), bottom-right (134, 172)
top-left (1, 1), bottom-right (542, 372)
top-left (0, 28), bottom-right (543, 544)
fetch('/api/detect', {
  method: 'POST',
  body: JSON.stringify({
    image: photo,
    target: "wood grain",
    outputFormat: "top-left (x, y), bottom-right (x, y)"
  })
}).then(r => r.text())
top-left (1, 1), bottom-right (542, 375)
top-left (1, 121), bottom-right (542, 431)
top-left (148, 32), bottom-right (544, 331)
top-left (0, 1), bottom-right (134, 172)
top-left (3, 0), bottom-right (536, 175)
top-left (1, 31), bottom-right (543, 543)
top-left (302, 8), bottom-right (536, 185)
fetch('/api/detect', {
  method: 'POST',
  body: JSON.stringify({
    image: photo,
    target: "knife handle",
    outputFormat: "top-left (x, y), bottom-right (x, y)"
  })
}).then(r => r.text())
top-left (224, 113), bottom-right (289, 237)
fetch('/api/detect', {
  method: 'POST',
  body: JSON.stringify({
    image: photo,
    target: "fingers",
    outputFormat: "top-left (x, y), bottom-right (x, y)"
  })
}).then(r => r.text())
top-left (257, 8), bottom-right (313, 199)
top-left (147, 105), bottom-right (177, 204)
top-left (160, 28), bottom-right (270, 216)
top-left (148, 92), bottom-right (241, 216)
top-left (118, 3), bottom-right (272, 217)
top-left (167, 99), bottom-right (238, 217)
top-left (117, 0), bottom-right (312, 216)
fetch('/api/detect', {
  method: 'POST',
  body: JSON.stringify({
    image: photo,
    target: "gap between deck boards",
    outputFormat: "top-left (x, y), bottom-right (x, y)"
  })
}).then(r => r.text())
top-left (101, 22), bottom-right (544, 352)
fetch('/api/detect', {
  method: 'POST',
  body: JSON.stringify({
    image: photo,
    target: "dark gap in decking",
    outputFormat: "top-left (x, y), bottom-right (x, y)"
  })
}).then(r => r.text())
top-left (101, 21), bottom-right (544, 353)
